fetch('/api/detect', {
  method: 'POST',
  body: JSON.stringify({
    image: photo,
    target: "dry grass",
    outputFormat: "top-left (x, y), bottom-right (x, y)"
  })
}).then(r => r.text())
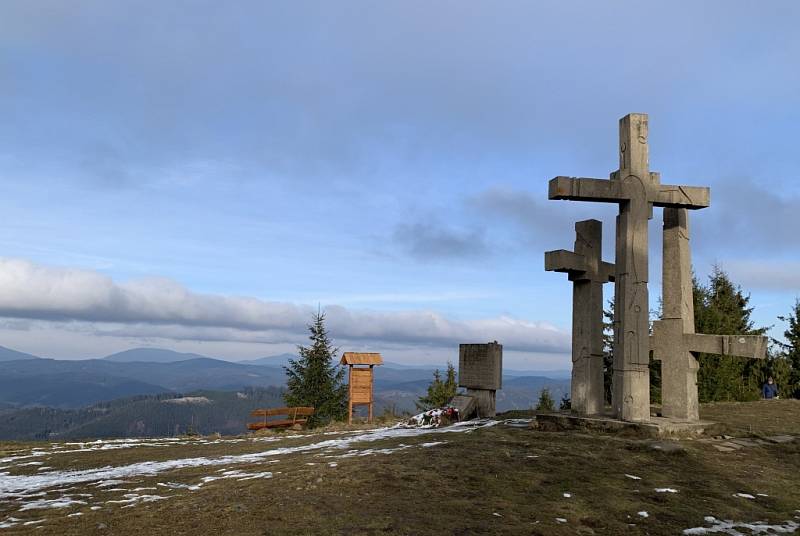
top-left (0, 401), bottom-right (798, 535)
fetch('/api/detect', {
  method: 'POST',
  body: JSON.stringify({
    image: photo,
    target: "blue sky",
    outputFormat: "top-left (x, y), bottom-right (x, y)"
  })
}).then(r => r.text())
top-left (0, 1), bottom-right (798, 369)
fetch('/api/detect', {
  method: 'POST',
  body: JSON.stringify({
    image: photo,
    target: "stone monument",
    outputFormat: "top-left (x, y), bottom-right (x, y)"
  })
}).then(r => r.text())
top-left (548, 113), bottom-right (769, 424)
top-left (652, 208), bottom-right (767, 421)
top-left (457, 341), bottom-right (502, 418)
top-left (549, 113), bottom-right (710, 422)
top-left (545, 219), bottom-right (614, 415)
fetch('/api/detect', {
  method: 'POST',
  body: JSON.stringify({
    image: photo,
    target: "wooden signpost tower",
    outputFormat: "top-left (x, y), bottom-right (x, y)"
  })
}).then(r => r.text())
top-left (341, 352), bottom-right (383, 424)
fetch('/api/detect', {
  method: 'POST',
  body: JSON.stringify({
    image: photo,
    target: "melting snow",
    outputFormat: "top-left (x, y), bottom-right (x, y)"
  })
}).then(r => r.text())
top-left (0, 518), bottom-right (21, 529)
top-left (625, 474), bottom-right (642, 480)
top-left (0, 419), bottom-right (497, 514)
top-left (19, 497), bottom-right (87, 511)
top-left (683, 518), bottom-right (799, 534)
top-left (638, 511), bottom-right (649, 518)
top-left (733, 493), bottom-right (755, 499)
top-left (106, 494), bottom-right (168, 507)
top-left (563, 493), bottom-right (572, 498)
top-left (556, 518), bottom-right (567, 523)
top-left (655, 488), bottom-right (679, 493)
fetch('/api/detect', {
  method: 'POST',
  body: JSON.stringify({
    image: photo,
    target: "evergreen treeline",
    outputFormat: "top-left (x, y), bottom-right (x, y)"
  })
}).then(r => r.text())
top-left (602, 266), bottom-right (800, 403)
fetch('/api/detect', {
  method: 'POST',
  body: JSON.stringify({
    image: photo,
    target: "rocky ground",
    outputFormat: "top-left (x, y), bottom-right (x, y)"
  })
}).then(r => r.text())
top-left (0, 400), bottom-right (798, 535)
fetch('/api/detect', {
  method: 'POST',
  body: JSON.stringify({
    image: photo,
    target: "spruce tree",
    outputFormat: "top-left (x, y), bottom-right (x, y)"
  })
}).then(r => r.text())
top-left (284, 311), bottom-right (347, 426)
top-left (695, 266), bottom-right (767, 402)
top-left (774, 298), bottom-right (800, 398)
top-left (416, 362), bottom-right (457, 410)
top-left (602, 301), bottom-right (614, 404)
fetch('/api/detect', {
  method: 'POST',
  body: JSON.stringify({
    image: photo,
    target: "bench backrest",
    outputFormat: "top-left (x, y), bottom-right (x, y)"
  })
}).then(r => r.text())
top-left (250, 406), bottom-right (315, 418)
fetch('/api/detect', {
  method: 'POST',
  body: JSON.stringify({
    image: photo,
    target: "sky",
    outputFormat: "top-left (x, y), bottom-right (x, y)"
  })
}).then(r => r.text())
top-left (1, 1), bottom-right (799, 369)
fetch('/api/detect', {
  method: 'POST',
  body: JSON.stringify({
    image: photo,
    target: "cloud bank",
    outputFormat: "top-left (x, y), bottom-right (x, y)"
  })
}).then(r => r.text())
top-left (0, 258), bottom-right (568, 353)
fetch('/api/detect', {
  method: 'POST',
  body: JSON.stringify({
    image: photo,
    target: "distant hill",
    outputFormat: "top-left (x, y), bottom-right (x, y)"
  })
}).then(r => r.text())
top-left (0, 388), bottom-right (286, 440)
top-left (103, 348), bottom-right (213, 363)
top-left (0, 345), bottom-right (41, 362)
top-left (236, 353), bottom-right (297, 368)
top-left (0, 345), bottom-right (571, 427)
top-left (0, 357), bottom-right (286, 409)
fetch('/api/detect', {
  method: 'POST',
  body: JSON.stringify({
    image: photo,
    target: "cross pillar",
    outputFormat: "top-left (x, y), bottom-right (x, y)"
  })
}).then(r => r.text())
top-left (545, 219), bottom-right (614, 415)
top-left (652, 207), bottom-right (767, 421)
top-left (548, 113), bottom-right (710, 423)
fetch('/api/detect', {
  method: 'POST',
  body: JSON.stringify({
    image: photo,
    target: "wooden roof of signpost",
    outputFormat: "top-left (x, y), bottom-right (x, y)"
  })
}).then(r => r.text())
top-left (340, 352), bottom-right (383, 366)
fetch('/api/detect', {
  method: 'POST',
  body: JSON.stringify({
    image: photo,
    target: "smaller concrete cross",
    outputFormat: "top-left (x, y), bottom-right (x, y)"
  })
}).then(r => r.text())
top-left (652, 207), bottom-right (767, 421)
top-left (545, 219), bottom-right (614, 415)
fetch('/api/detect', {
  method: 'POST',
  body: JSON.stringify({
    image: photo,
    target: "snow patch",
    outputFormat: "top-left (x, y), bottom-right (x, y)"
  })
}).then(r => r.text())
top-left (19, 497), bottom-right (87, 511)
top-left (625, 474), bottom-right (642, 480)
top-left (106, 494), bottom-right (168, 506)
top-left (0, 419), bottom-right (497, 501)
top-left (683, 518), bottom-right (799, 534)
top-left (655, 488), bottom-right (678, 493)
top-left (164, 397), bottom-right (211, 405)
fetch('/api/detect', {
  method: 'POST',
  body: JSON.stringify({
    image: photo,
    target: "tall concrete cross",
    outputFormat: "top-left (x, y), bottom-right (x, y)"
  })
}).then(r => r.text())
top-left (652, 207), bottom-right (768, 421)
top-left (549, 113), bottom-right (710, 422)
top-left (545, 219), bottom-right (614, 415)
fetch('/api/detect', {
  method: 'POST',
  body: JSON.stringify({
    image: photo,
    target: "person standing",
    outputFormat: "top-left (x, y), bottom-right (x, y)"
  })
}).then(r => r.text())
top-left (762, 377), bottom-right (779, 400)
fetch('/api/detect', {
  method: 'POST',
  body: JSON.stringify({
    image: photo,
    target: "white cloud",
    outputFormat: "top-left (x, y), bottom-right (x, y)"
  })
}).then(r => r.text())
top-left (723, 260), bottom-right (800, 292)
top-left (0, 258), bottom-right (569, 353)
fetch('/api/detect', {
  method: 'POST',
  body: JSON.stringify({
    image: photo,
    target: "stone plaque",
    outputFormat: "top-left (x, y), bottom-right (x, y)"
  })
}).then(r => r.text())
top-left (458, 342), bottom-right (502, 390)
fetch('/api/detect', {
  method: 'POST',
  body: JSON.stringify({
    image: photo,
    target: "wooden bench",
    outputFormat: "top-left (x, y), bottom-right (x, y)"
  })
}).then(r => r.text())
top-left (247, 407), bottom-right (315, 430)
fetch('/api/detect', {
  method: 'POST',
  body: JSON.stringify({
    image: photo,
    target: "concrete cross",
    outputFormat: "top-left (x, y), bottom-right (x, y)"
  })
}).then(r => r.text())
top-left (549, 113), bottom-right (710, 422)
top-left (545, 219), bottom-right (614, 415)
top-left (652, 207), bottom-right (767, 421)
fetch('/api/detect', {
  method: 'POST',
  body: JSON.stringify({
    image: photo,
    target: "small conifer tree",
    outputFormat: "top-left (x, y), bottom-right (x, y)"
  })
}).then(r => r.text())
top-left (284, 311), bottom-right (347, 426)
top-left (536, 388), bottom-right (555, 411)
top-left (416, 362), bottom-right (457, 410)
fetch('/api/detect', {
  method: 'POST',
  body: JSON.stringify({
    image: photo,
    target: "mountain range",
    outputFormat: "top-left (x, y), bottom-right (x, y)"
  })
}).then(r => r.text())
top-left (0, 345), bottom-right (570, 439)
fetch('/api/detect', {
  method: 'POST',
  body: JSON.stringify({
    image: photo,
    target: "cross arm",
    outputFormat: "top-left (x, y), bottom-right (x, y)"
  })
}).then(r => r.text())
top-left (548, 177), bottom-right (624, 203)
top-left (685, 333), bottom-right (767, 359)
top-left (654, 185), bottom-right (710, 210)
top-left (544, 249), bottom-right (585, 274)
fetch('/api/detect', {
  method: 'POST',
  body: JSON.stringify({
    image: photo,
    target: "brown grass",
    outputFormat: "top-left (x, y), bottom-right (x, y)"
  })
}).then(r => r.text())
top-left (0, 401), bottom-right (798, 535)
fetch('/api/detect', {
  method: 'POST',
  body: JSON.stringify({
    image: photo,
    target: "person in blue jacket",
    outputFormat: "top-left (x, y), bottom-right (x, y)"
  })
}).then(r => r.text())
top-left (762, 377), bottom-right (779, 400)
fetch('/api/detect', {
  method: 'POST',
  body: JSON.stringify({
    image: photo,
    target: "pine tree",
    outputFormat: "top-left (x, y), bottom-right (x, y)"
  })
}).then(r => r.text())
top-left (284, 311), bottom-right (347, 426)
top-left (774, 298), bottom-right (800, 398)
top-left (417, 362), bottom-right (457, 410)
top-left (695, 266), bottom-right (767, 402)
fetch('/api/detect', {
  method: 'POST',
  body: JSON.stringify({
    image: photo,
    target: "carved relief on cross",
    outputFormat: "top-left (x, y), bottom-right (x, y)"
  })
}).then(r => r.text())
top-left (545, 219), bottom-right (614, 415)
top-left (651, 207), bottom-right (767, 421)
top-left (548, 113), bottom-right (710, 422)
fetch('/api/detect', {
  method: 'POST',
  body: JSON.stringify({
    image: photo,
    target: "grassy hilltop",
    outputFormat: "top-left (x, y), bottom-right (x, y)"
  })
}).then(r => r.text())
top-left (0, 400), bottom-right (798, 535)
